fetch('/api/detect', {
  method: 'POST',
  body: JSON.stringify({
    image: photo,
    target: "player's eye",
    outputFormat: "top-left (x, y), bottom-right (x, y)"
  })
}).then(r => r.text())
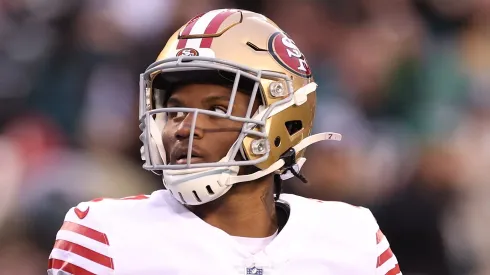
top-left (213, 106), bottom-right (227, 115)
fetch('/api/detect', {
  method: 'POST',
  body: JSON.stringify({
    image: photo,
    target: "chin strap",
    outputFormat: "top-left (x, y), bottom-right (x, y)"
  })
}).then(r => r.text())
top-left (227, 132), bottom-right (342, 185)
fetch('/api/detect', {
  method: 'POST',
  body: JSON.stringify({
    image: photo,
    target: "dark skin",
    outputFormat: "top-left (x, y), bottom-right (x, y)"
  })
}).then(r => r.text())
top-left (161, 83), bottom-right (278, 238)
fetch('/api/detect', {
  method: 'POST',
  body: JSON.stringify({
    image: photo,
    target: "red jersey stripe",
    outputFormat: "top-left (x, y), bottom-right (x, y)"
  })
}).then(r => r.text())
top-left (53, 240), bottom-right (114, 269)
top-left (61, 221), bottom-right (109, 245)
top-left (48, 258), bottom-right (96, 275)
top-left (385, 263), bottom-right (401, 275)
top-left (121, 194), bottom-right (149, 200)
top-left (377, 247), bottom-right (394, 267)
top-left (376, 229), bottom-right (384, 244)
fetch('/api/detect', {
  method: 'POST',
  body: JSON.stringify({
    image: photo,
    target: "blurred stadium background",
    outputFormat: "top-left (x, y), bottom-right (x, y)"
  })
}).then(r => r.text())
top-left (0, 0), bottom-right (489, 274)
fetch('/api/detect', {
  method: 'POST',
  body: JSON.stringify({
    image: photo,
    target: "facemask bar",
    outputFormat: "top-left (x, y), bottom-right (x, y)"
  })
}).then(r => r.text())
top-left (140, 56), bottom-right (296, 171)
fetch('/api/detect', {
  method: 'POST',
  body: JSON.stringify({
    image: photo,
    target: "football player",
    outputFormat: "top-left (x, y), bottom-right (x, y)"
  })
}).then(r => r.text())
top-left (48, 9), bottom-right (401, 275)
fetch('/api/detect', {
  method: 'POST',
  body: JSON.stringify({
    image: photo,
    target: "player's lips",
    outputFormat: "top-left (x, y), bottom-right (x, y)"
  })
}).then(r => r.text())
top-left (171, 146), bottom-right (205, 164)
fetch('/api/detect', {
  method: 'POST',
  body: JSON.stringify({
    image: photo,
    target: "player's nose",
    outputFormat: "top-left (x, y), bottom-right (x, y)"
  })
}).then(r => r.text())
top-left (174, 113), bottom-right (204, 141)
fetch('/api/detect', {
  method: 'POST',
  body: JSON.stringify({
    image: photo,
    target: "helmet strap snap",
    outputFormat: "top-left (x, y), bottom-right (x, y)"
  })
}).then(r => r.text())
top-left (274, 148), bottom-right (308, 201)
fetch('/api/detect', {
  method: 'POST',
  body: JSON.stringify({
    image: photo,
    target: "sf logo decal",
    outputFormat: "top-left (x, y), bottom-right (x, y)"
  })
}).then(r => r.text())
top-left (268, 32), bottom-right (311, 78)
top-left (176, 48), bottom-right (199, 57)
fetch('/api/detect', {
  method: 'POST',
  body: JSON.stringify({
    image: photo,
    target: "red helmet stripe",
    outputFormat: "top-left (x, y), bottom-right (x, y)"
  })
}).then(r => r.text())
top-left (176, 10), bottom-right (238, 50)
top-left (199, 10), bottom-right (237, 48)
top-left (176, 13), bottom-right (204, 49)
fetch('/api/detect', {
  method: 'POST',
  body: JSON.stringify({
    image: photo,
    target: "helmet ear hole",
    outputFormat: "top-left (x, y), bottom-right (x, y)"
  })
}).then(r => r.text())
top-left (285, 120), bottom-right (303, 136)
top-left (274, 136), bottom-right (281, 147)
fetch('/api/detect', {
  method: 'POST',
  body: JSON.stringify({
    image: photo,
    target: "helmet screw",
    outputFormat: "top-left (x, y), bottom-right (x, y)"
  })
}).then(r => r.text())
top-left (269, 82), bottom-right (287, 97)
top-left (251, 139), bottom-right (269, 155)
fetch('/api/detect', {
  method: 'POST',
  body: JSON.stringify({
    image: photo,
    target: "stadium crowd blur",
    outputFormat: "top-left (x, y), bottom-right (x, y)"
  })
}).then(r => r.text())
top-left (0, 0), bottom-right (489, 274)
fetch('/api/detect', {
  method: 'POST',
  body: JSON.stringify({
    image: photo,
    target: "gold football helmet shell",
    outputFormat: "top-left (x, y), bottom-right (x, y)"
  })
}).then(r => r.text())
top-left (151, 9), bottom-right (315, 169)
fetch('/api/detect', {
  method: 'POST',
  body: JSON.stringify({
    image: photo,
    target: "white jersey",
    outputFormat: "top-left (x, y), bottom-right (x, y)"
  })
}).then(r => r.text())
top-left (48, 190), bottom-right (401, 275)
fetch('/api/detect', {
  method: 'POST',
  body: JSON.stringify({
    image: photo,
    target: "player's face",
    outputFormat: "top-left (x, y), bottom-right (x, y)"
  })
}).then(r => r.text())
top-left (162, 84), bottom-right (258, 164)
